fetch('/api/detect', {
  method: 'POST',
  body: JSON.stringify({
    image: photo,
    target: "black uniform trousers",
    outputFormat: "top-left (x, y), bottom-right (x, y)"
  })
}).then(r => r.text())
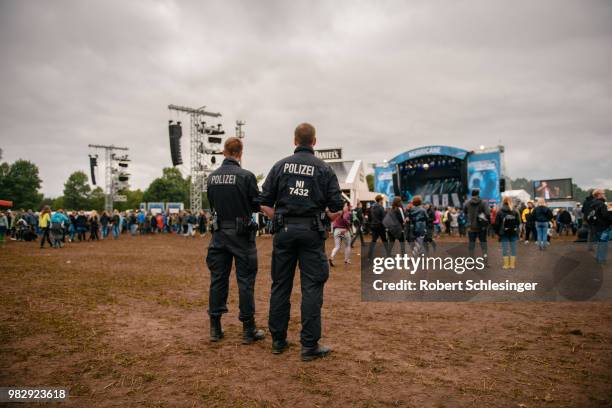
top-left (268, 223), bottom-right (329, 348)
top-left (367, 224), bottom-right (389, 259)
top-left (207, 228), bottom-right (258, 322)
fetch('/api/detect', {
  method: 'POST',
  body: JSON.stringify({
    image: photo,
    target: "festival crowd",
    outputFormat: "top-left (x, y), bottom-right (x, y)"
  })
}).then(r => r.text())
top-left (0, 188), bottom-right (610, 266)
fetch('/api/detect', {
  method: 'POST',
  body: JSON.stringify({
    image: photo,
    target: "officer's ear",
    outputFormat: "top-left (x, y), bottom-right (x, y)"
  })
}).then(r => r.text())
top-left (312, 136), bottom-right (317, 147)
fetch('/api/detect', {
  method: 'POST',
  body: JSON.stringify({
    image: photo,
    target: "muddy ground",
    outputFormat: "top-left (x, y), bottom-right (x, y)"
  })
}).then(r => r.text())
top-left (1, 234), bottom-right (611, 407)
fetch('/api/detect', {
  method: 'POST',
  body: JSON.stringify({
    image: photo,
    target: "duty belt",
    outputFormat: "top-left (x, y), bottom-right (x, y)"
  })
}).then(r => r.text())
top-left (284, 216), bottom-right (314, 225)
top-left (220, 220), bottom-right (237, 229)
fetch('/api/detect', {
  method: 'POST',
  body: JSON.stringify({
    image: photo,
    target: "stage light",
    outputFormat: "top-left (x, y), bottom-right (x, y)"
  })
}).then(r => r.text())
top-left (479, 145), bottom-right (485, 151)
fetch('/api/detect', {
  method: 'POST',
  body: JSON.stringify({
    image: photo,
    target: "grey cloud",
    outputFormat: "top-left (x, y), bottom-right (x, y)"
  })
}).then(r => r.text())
top-left (0, 0), bottom-right (610, 196)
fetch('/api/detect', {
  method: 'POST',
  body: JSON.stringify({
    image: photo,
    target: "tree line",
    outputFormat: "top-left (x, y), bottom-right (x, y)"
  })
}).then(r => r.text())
top-left (0, 155), bottom-right (197, 211)
top-left (0, 151), bottom-right (609, 211)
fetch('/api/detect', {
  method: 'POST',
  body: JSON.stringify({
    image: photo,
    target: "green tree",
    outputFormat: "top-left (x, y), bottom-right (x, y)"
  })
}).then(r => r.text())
top-left (366, 174), bottom-right (374, 192)
top-left (63, 171), bottom-right (91, 210)
top-left (114, 188), bottom-right (144, 212)
top-left (143, 168), bottom-right (190, 205)
top-left (89, 187), bottom-right (106, 212)
top-left (0, 159), bottom-right (43, 209)
top-left (53, 196), bottom-right (65, 210)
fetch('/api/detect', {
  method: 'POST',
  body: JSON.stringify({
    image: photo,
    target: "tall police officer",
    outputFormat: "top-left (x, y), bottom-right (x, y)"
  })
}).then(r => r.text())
top-left (260, 123), bottom-right (343, 361)
top-left (207, 137), bottom-right (265, 344)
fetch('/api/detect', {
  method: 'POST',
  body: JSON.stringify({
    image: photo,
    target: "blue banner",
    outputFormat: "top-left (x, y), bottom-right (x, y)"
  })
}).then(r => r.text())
top-left (374, 164), bottom-right (395, 201)
top-left (467, 151), bottom-right (501, 204)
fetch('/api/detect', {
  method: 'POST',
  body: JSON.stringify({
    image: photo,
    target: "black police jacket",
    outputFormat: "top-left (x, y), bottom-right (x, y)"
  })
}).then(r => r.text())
top-left (260, 145), bottom-right (343, 217)
top-left (207, 157), bottom-right (260, 222)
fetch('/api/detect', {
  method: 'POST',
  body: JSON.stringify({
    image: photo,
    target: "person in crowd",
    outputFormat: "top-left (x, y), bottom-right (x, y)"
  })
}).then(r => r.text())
top-left (457, 208), bottom-right (467, 237)
top-left (155, 212), bottom-right (164, 234)
top-left (198, 209), bottom-right (208, 237)
top-left (573, 204), bottom-right (583, 229)
top-left (137, 210), bottom-right (146, 235)
top-left (329, 202), bottom-right (352, 266)
top-left (495, 196), bottom-right (520, 269)
top-left (408, 195), bottom-right (428, 256)
top-left (443, 208), bottom-right (451, 236)
top-left (463, 189), bottom-right (490, 264)
top-left (556, 208), bottom-right (573, 236)
top-left (517, 201), bottom-right (527, 238)
top-left (111, 209), bottom-right (121, 239)
top-left (488, 204), bottom-right (497, 238)
top-left (75, 210), bottom-right (88, 241)
top-left (588, 189), bottom-right (612, 264)
top-left (89, 210), bottom-right (100, 241)
top-left (521, 201), bottom-right (535, 244)
top-left (0, 211), bottom-right (8, 244)
top-left (128, 211), bottom-right (138, 236)
top-left (15, 215), bottom-right (29, 241)
top-left (582, 190), bottom-right (597, 252)
top-left (449, 207), bottom-right (459, 236)
top-left (39, 206), bottom-right (52, 248)
top-left (5, 210), bottom-right (13, 240)
top-left (67, 211), bottom-right (76, 242)
top-left (386, 197), bottom-right (407, 256)
top-left (534, 198), bottom-right (553, 250)
top-left (50, 209), bottom-right (69, 248)
top-left (27, 210), bottom-right (38, 234)
top-left (120, 212), bottom-right (128, 234)
top-left (350, 201), bottom-right (365, 248)
top-left (367, 195), bottom-right (389, 260)
top-left (423, 203), bottom-right (437, 253)
top-left (100, 211), bottom-right (110, 239)
top-left (433, 207), bottom-right (441, 237)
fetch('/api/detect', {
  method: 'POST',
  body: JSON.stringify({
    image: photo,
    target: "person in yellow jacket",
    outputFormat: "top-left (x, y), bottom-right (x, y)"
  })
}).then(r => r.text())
top-left (39, 206), bottom-right (52, 248)
top-left (521, 201), bottom-right (535, 244)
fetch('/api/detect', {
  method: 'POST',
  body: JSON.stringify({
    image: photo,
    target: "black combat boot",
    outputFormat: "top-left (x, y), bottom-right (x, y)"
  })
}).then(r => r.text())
top-left (242, 318), bottom-right (265, 345)
top-left (210, 316), bottom-right (224, 342)
top-left (272, 338), bottom-right (289, 354)
top-left (301, 344), bottom-right (331, 361)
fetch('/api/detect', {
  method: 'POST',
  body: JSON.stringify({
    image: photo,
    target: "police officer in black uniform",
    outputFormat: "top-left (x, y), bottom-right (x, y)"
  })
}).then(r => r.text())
top-left (260, 123), bottom-right (343, 361)
top-left (207, 137), bottom-right (264, 344)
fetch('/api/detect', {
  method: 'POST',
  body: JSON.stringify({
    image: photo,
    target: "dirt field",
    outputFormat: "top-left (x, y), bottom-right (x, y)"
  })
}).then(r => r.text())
top-left (1, 234), bottom-right (611, 407)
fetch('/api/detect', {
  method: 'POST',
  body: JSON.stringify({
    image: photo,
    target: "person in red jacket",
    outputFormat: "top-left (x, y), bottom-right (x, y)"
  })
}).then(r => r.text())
top-left (489, 204), bottom-right (497, 238)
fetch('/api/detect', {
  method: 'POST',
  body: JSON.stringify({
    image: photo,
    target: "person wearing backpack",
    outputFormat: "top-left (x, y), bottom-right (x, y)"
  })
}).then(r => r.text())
top-left (385, 197), bottom-right (407, 256)
top-left (408, 195), bottom-right (428, 256)
top-left (463, 189), bottom-right (490, 264)
top-left (495, 196), bottom-right (520, 269)
top-left (534, 198), bottom-right (553, 250)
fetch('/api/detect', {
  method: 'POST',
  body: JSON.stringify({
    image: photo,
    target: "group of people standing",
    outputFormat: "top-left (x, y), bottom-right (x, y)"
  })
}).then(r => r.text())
top-left (3, 207), bottom-right (211, 249)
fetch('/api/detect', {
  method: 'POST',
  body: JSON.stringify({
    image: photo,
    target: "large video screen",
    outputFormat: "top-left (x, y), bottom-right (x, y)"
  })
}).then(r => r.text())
top-left (533, 178), bottom-right (573, 200)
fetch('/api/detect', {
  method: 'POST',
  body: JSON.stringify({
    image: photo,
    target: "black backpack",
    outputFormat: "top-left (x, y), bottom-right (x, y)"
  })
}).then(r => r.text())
top-left (501, 212), bottom-right (518, 235)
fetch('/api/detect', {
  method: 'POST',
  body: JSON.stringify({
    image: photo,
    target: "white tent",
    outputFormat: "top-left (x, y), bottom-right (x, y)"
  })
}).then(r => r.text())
top-left (327, 160), bottom-right (380, 206)
top-left (501, 189), bottom-right (531, 204)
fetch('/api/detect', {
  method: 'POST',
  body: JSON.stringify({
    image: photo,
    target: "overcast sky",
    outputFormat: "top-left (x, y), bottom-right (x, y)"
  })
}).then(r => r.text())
top-left (1, 0), bottom-right (611, 196)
